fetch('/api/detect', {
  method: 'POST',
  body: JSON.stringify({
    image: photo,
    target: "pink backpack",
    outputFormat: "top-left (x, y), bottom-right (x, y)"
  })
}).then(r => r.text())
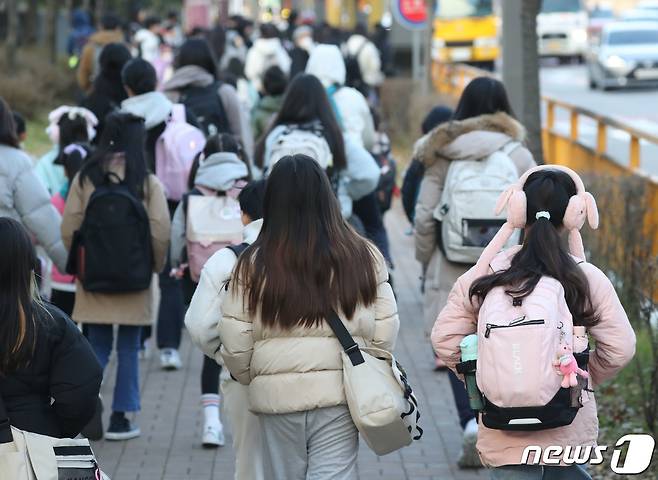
top-left (155, 104), bottom-right (206, 201)
top-left (474, 253), bottom-right (584, 431)
top-left (185, 184), bottom-right (244, 282)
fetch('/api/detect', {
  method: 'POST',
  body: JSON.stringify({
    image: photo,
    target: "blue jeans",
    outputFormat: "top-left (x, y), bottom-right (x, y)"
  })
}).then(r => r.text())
top-left (490, 465), bottom-right (592, 480)
top-left (87, 324), bottom-right (141, 413)
top-left (156, 256), bottom-right (185, 350)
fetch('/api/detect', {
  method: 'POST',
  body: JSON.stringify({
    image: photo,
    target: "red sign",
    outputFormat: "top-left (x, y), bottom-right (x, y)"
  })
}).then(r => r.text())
top-left (397, 0), bottom-right (427, 27)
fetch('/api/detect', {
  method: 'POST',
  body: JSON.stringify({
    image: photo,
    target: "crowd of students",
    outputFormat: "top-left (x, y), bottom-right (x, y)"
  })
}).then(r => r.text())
top-left (0, 9), bottom-right (638, 480)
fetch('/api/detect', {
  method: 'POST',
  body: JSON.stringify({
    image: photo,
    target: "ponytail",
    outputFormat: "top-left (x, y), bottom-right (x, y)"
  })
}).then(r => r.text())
top-left (470, 170), bottom-right (600, 328)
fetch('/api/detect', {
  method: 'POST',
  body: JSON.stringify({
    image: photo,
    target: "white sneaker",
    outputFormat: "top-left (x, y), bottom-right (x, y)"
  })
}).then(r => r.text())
top-left (457, 418), bottom-right (482, 469)
top-left (160, 348), bottom-right (182, 370)
top-left (202, 421), bottom-right (225, 448)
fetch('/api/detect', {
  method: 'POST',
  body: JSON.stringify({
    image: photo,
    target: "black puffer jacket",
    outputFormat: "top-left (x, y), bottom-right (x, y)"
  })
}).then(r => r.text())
top-left (0, 304), bottom-right (102, 439)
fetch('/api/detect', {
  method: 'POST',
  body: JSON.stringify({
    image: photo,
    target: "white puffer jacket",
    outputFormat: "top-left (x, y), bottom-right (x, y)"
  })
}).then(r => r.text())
top-left (0, 144), bottom-right (67, 271)
top-left (219, 247), bottom-right (399, 414)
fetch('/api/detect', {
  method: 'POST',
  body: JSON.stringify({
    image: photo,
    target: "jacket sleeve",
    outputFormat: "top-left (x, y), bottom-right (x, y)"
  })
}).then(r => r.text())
top-left (14, 164), bottom-right (68, 272)
top-left (61, 175), bottom-right (85, 251)
top-left (337, 173), bottom-right (353, 219)
top-left (344, 137), bottom-right (380, 201)
top-left (510, 145), bottom-right (537, 175)
top-left (369, 251), bottom-right (400, 352)
top-left (169, 201), bottom-right (186, 268)
top-left (243, 49), bottom-right (260, 84)
top-left (401, 159), bottom-right (424, 224)
top-left (431, 267), bottom-right (479, 372)
top-left (146, 176), bottom-right (172, 274)
top-left (583, 264), bottom-right (636, 386)
top-left (414, 161), bottom-right (445, 267)
top-left (185, 249), bottom-right (237, 361)
top-left (76, 42), bottom-right (94, 92)
top-left (48, 308), bottom-right (102, 438)
top-left (218, 84), bottom-right (245, 140)
top-left (219, 281), bottom-right (255, 385)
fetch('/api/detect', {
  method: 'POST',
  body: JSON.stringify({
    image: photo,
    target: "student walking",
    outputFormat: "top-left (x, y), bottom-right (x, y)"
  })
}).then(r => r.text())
top-left (61, 112), bottom-right (171, 440)
top-left (186, 179), bottom-right (266, 478)
top-left (414, 77), bottom-right (536, 467)
top-left (219, 155), bottom-right (399, 479)
top-left (77, 14), bottom-right (125, 93)
top-left (0, 98), bottom-right (68, 273)
top-left (0, 217), bottom-right (102, 439)
top-left (251, 65), bottom-right (287, 141)
top-left (433, 166), bottom-right (636, 478)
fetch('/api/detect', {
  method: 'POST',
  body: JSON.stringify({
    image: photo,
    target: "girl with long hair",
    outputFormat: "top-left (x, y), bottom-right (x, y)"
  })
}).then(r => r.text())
top-left (219, 154), bottom-right (399, 478)
top-left (434, 168), bottom-right (635, 479)
top-left (61, 112), bottom-right (171, 441)
top-left (0, 217), bottom-right (101, 439)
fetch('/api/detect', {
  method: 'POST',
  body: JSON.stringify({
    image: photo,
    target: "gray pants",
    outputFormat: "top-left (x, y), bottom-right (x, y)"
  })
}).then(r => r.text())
top-left (259, 405), bottom-right (358, 480)
top-left (490, 465), bottom-right (592, 480)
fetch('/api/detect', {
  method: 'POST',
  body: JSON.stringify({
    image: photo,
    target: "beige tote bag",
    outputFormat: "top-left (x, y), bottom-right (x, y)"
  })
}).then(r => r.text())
top-left (326, 310), bottom-right (423, 456)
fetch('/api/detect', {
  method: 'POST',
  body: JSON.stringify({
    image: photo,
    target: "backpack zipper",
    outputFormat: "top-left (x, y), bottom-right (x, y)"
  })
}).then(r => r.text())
top-left (485, 319), bottom-right (545, 338)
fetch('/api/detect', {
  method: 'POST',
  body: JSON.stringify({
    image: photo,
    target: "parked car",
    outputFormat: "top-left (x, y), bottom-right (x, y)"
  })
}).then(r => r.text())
top-left (587, 22), bottom-right (658, 90)
top-left (588, 6), bottom-right (615, 43)
top-left (538, 0), bottom-right (589, 62)
top-left (619, 8), bottom-right (658, 22)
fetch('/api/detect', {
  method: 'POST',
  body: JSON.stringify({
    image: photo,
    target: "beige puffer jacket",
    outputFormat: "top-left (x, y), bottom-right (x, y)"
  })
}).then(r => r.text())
top-left (219, 247), bottom-right (399, 414)
top-left (413, 112), bottom-right (536, 332)
top-left (433, 247), bottom-right (636, 467)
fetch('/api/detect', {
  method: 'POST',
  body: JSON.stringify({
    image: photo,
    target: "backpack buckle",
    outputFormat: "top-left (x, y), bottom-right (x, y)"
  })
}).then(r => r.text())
top-left (512, 297), bottom-right (523, 307)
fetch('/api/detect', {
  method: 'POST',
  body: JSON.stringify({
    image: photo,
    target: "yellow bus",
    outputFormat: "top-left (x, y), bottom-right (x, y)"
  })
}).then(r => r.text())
top-left (433, 0), bottom-right (499, 68)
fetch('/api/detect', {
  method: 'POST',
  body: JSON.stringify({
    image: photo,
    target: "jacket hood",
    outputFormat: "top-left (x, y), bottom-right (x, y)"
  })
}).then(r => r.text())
top-left (306, 44), bottom-right (346, 86)
top-left (89, 30), bottom-right (124, 44)
top-left (195, 152), bottom-right (249, 191)
top-left (121, 91), bottom-right (172, 129)
top-left (163, 65), bottom-right (215, 92)
top-left (72, 9), bottom-right (92, 29)
top-left (415, 112), bottom-right (526, 166)
top-left (252, 37), bottom-right (285, 55)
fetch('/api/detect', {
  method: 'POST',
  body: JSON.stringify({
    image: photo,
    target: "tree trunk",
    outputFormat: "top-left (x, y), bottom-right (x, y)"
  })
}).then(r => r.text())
top-left (521, 0), bottom-right (544, 164)
top-left (95, 0), bottom-right (105, 28)
top-left (25, 0), bottom-right (39, 44)
top-left (502, 0), bottom-right (544, 164)
top-left (6, 0), bottom-right (19, 72)
top-left (46, 0), bottom-right (58, 64)
top-left (421, 0), bottom-right (435, 96)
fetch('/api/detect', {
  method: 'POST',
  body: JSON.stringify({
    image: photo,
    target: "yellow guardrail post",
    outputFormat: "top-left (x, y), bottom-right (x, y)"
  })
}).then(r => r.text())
top-left (630, 136), bottom-right (641, 171)
top-left (596, 120), bottom-right (607, 160)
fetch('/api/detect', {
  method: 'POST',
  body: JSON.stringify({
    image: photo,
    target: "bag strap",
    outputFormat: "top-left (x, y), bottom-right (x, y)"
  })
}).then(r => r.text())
top-left (325, 310), bottom-right (365, 367)
top-left (227, 242), bottom-right (249, 258)
top-left (0, 394), bottom-right (13, 443)
top-left (170, 104), bottom-right (186, 123)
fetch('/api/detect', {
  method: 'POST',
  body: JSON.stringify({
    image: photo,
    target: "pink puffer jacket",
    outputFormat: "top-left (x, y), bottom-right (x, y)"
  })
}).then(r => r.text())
top-left (432, 247), bottom-right (636, 467)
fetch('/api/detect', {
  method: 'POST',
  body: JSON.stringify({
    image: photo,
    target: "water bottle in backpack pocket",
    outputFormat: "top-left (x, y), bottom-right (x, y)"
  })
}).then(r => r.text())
top-left (68, 175), bottom-right (153, 293)
top-left (475, 277), bottom-right (589, 431)
top-left (434, 142), bottom-right (521, 263)
top-left (155, 104), bottom-right (206, 201)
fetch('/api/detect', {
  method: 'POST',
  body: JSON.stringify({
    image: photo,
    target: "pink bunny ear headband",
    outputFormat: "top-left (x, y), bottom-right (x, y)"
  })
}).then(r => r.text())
top-left (474, 165), bottom-right (599, 277)
top-left (46, 106), bottom-right (98, 144)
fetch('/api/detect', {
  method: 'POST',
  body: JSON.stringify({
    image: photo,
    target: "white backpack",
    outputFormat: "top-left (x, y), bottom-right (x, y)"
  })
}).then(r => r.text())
top-left (475, 271), bottom-right (584, 431)
top-left (267, 124), bottom-right (333, 172)
top-left (434, 142), bottom-right (521, 263)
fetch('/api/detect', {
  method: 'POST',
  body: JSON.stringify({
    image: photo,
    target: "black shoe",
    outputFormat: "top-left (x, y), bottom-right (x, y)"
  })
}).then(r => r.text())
top-left (81, 396), bottom-right (103, 441)
top-left (105, 412), bottom-right (140, 441)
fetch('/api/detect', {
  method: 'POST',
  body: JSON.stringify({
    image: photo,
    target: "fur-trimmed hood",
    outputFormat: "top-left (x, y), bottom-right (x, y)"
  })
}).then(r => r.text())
top-left (414, 112), bottom-right (526, 166)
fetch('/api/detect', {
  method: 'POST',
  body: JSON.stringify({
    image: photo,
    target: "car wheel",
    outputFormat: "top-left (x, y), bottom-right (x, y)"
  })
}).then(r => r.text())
top-left (588, 76), bottom-right (597, 90)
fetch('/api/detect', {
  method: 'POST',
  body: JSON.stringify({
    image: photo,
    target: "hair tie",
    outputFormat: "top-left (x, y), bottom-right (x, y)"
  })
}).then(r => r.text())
top-left (536, 211), bottom-right (551, 221)
top-left (63, 143), bottom-right (88, 160)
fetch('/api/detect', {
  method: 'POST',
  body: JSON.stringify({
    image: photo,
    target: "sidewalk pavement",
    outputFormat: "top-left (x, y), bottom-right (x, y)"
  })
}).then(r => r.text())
top-left (92, 202), bottom-right (488, 480)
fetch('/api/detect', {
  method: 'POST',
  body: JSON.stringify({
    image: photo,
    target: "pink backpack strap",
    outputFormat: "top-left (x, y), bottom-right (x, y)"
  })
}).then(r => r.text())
top-left (170, 104), bottom-right (186, 123)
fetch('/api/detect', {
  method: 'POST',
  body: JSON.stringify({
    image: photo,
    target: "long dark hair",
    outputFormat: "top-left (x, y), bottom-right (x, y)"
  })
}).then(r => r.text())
top-left (470, 170), bottom-right (599, 328)
top-left (453, 77), bottom-right (515, 121)
top-left (175, 38), bottom-right (218, 79)
top-left (0, 97), bottom-right (19, 148)
top-left (254, 74), bottom-right (346, 170)
top-left (79, 112), bottom-right (148, 198)
top-left (233, 155), bottom-right (378, 328)
top-left (92, 43), bottom-right (132, 103)
top-left (187, 133), bottom-right (252, 189)
top-left (0, 218), bottom-right (45, 374)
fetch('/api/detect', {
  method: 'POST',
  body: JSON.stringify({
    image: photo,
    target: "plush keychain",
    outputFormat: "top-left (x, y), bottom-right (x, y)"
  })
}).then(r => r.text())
top-left (555, 343), bottom-right (589, 388)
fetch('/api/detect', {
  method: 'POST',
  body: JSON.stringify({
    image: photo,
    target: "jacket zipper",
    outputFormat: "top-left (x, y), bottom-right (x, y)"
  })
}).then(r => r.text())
top-left (485, 319), bottom-right (545, 338)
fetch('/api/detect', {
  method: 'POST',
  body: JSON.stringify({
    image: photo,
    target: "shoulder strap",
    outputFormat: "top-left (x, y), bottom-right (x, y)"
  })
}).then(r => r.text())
top-left (227, 242), bottom-right (249, 258)
top-left (0, 393), bottom-right (13, 443)
top-left (170, 104), bottom-right (186, 123)
top-left (356, 39), bottom-right (369, 57)
top-left (501, 140), bottom-right (522, 156)
top-left (325, 310), bottom-right (365, 367)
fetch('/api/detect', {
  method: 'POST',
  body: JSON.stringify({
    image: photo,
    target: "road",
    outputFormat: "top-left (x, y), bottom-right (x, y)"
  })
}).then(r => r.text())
top-left (540, 64), bottom-right (658, 177)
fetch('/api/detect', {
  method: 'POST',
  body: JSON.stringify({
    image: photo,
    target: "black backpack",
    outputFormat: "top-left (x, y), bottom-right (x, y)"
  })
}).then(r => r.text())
top-left (179, 81), bottom-right (231, 137)
top-left (70, 176), bottom-right (153, 293)
top-left (344, 40), bottom-right (370, 97)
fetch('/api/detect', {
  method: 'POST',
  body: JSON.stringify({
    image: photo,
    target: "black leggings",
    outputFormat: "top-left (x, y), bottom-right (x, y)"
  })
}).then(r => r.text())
top-left (201, 355), bottom-right (223, 394)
